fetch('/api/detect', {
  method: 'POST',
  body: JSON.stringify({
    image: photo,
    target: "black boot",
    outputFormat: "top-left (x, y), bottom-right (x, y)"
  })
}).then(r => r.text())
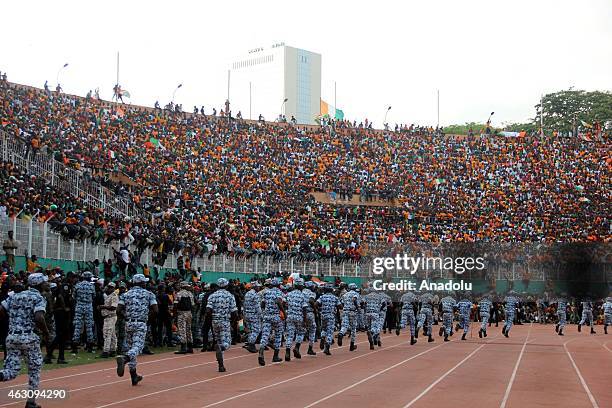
top-left (175, 343), bottom-right (187, 354)
top-left (71, 343), bottom-right (79, 354)
top-left (395, 327), bottom-right (400, 336)
top-left (216, 345), bottom-right (226, 372)
top-left (258, 347), bottom-right (266, 366)
top-left (201, 343), bottom-right (208, 352)
top-left (307, 345), bottom-right (316, 355)
top-left (555, 324), bottom-right (559, 333)
top-left (324, 343), bottom-right (331, 355)
top-left (186, 343), bottom-right (194, 353)
top-left (285, 348), bottom-right (291, 362)
top-left (349, 342), bottom-right (356, 351)
top-left (367, 331), bottom-right (374, 350)
top-left (116, 355), bottom-right (127, 377)
top-left (444, 333), bottom-right (449, 342)
top-left (85, 343), bottom-right (94, 353)
top-left (272, 348), bottom-right (282, 363)
top-left (24, 400), bottom-right (41, 408)
top-left (293, 343), bottom-right (302, 359)
top-left (337, 333), bottom-right (343, 347)
top-left (461, 333), bottom-right (467, 341)
top-left (504, 328), bottom-right (509, 338)
top-left (605, 325), bottom-right (608, 335)
top-left (130, 368), bottom-right (143, 386)
top-left (246, 343), bottom-right (257, 353)
top-left (590, 327), bottom-right (596, 334)
top-left (415, 327), bottom-right (419, 339)
top-left (319, 338), bottom-right (325, 350)
top-left (578, 324), bottom-right (582, 332)
top-left (428, 334), bottom-right (434, 343)
top-left (558, 328), bottom-right (564, 336)
top-left (377, 335), bottom-right (382, 347)
top-left (483, 329), bottom-right (488, 338)
top-left (109, 350), bottom-right (116, 357)
top-left (99, 351), bottom-right (110, 358)
top-left (439, 327), bottom-right (444, 337)
top-left (43, 355), bottom-right (53, 364)
top-left (142, 346), bottom-right (154, 355)
top-left (410, 335), bottom-right (417, 345)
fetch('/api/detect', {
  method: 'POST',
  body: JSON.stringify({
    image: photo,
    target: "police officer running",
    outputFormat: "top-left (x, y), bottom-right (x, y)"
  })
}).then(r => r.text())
top-left (115, 274), bottom-right (158, 386)
top-left (317, 283), bottom-right (340, 356)
top-left (284, 278), bottom-right (308, 361)
top-left (302, 281), bottom-right (318, 356)
top-left (337, 283), bottom-right (360, 351)
top-left (72, 271), bottom-right (96, 353)
top-left (0, 273), bottom-right (50, 408)
top-left (258, 278), bottom-right (285, 366)
top-left (398, 290), bottom-right (418, 345)
top-left (478, 293), bottom-right (493, 338)
top-left (243, 282), bottom-right (262, 353)
top-left (205, 278), bottom-right (237, 372)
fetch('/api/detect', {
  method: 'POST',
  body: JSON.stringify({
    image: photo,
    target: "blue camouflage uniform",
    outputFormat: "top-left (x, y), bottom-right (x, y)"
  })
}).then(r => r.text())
top-left (339, 284), bottom-right (360, 344)
top-left (302, 282), bottom-right (317, 347)
top-left (417, 293), bottom-right (434, 338)
top-left (0, 273), bottom-right (47, 402)
top-left (243, 286), bottom-right (262, 345)
top-left (259, 283), bottom-right (285, 350)
top-left (72, 273), bottom-right (96, 344)
top-left (503, 294), bottom-right (519, 335)
top-left (366, 291), bottom-right (383, 337)
top-left (479, 297), bottom-right (493, 334)
top-left (555, 297), bottom-right (568, 333)
top-left (285, 281), bottom-right (307, 349)
top-left (317, 288), bottom-right (339, 346)
top-left (579, 300), bottom-right (594, 330)
top-left (457, 299), bottom-right (472, 334)
top-left (206, 282), bottom-right (237, 351)
top-left (604, 298), bottom-right (612, 333)
top-left (399, 292), bottom-right (417, 337)
top-left (377, 292), bottom-right (391, 334)
top-left (118, 277), bottom-right (157, 370)
top-left (440, 296), bottom-right (457, 337)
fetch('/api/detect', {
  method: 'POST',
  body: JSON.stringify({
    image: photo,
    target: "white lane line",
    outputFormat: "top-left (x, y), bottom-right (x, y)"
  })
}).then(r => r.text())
top-left (303, 341), bottom-right (450, 407)
top-left (0, 352), bottom-right (196, 390)
top-left (499, 323), bottom-right (532, 408)
top-left (94, 334), bottom-right (395, 408)
top-left (403, 334), bottom-right (501, 408)
top-left (201, 335), bottom-right (412, 407)
top-left (0, 354), bottom-right (253, 407)
top-left (564, 339), bottom-right (599, 408)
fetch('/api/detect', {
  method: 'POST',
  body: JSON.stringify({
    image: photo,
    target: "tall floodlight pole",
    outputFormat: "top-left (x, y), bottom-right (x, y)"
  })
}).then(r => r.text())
top-left (384, 106), bottom-right (392, 128)
top-left (249, 81), bottom-right (252, 120)
top-left (116, 52), bottom-right (120, 86)
top-left (172, 83), bottom-right (183, 103)
top-left (56, 63), bottom-right (69, 85)
top-left (437, 90), bottom-right (440, 128)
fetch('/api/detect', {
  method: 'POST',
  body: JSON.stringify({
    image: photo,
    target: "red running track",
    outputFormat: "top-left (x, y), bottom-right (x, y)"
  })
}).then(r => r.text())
top-left (0, 325), bottom-right (610, 408)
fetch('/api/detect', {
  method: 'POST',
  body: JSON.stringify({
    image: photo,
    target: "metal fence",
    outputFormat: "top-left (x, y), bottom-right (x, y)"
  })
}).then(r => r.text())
top-left (3, 217), bottom-right (609, 281)
top-left (0, 129), bottom-right (145, 219)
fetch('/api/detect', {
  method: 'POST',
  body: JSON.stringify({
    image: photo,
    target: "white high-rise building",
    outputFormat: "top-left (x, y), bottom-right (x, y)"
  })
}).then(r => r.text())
top-left (229, 43), bottom-right (321, 125)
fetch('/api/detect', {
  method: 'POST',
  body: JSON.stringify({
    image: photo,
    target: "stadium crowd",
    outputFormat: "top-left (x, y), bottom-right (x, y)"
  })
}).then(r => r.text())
top-left (0, 81), bottom-right (609, 271)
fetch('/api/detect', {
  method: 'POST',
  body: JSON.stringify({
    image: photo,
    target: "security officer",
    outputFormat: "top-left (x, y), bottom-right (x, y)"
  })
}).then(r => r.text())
top-left (398, 291), bottom-right (418, 345)
top-left (377, 292), bottom-right (391, 346)
top-left (258, 278), bottom-right (285, 366)
top-left (0, 273), bottom-right (50, 408)
top-left (72, 271), bottom-right (96, 353)
top-left (554, 294), bottom-right (568, 336)
top-left (284, 278), bottom-right (307, 361)
top-left (439, 293), bottom-right (456, 342)
top-left (457, 295), bottom-right (472, 341)
top-left (416, 292), bottom-right (435, 342)
top-left (115, 282), bottom-right (128, 353)
top-left (116, 274), bottom-right (158, 386)
top-left (302, 281), bottom-right (318, 355)
top-left (578, 298), bottom-right (596, 334)
top-left (200, 283), bottom-right (217, 352)
top-left (244, 282), bottom-right (262, 353)
top-left (206, 278), bottom-right (237, 372)
top-left (44, 278), bottom-right (70, 364)
top-left (316, 283), bottom-right (340, 356)
top-left (478, 293), bottom-right (493, 338)
top-left (502, 291), bottom-right (519, 338)
top-left (338, 283), bottom-right (360, 351)
top-left (99, 282), bottom-right (118, 358)
top-left (603, 296), bottom-right (612, 335)
top-left (174, 282), bottom-right (195, 354)
top-left (364, 288), bottom-right (382, 349)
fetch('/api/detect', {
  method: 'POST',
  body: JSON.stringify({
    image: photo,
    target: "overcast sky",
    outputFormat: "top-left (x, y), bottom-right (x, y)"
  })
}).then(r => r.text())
top-left (2, 0), bottom-right (611, 127)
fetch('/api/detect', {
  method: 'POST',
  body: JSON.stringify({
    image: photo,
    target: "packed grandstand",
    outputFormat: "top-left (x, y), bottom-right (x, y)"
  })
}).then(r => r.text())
top-left (0, 74), bottom-right (610, 272)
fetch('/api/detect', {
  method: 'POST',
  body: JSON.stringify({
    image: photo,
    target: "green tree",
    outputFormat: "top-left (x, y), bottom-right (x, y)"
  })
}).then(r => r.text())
top-left (536, 89), bottom-right (612, 134)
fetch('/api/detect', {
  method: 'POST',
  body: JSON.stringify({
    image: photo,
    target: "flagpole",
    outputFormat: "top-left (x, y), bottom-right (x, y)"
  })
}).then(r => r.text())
top-left (249, 81), bottom-right (252, 120)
